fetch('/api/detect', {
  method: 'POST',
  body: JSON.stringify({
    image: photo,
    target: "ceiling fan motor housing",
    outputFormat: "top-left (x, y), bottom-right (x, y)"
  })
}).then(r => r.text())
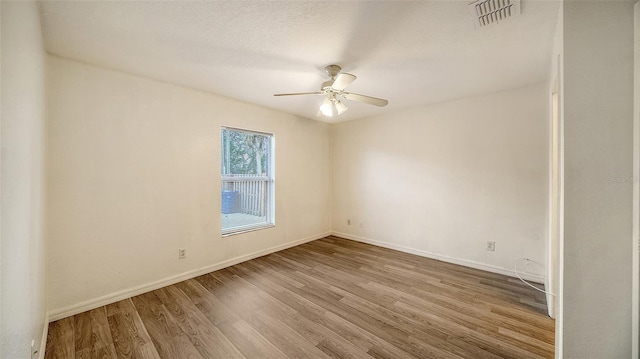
top-left (324, 65), bottom-right (342, 79)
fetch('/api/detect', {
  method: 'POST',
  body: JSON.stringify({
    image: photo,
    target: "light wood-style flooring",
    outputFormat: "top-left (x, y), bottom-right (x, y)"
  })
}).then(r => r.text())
top-left (45, 236), bottom-right (554, 358)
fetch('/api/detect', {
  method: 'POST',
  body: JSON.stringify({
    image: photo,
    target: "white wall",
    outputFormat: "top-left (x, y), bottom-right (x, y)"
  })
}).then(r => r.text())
top-left (46, 56), bottom-right (331, 316)
top-left (332, 84), bottom-right (549, 279)
top-left (0, 1), bottom-right (48, 357)
top-left (561, 1), bottom-right (635, 357)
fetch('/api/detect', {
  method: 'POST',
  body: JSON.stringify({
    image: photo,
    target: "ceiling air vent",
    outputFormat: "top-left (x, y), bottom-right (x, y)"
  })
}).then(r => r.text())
top-left (469, 0), bottom-right (521, 28)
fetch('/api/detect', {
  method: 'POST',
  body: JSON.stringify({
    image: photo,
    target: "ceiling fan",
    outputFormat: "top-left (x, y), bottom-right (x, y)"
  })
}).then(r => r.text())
top-left (274, 65), bottom-right (388, 117)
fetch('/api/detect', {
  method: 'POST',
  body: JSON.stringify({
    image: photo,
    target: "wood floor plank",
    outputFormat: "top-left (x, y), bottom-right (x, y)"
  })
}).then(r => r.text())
top-left (154, 285), bottom-right (244, 358)
top-left (46, 236), bottom-right (554, 358)
top-left (130, 291), bottom-right (203, 359)
top-left (245, 310), bottom-right (333, 359)
top-left (108, 314), bottom-right (153, 359)
top-left (176, 279), bottom-right (241, 325)
top-left (44, 317), bottom-right (75, 359)
top-left (217, 319), bottom-right (289, 359)
top-left (106, 299), bottom-right (161, 359)
top-left (73, 307), bottom-right (117, 358)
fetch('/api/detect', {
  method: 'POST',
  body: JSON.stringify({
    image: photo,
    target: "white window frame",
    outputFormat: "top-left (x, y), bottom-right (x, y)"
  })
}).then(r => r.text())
top-left (221, 127), bottom-right (275, 236)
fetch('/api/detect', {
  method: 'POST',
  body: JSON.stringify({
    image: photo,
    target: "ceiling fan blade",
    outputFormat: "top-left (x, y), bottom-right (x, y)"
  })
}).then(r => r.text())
top-left (273, 92), bottom-right (322, 97)
top-left (331, 73), bottom-right (357, 91)
top-left (343, 92), bottom-right (388, 107)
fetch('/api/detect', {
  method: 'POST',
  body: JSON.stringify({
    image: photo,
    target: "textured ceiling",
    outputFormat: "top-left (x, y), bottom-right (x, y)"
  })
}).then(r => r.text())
top-left (39, 0), bottom-right (560, 123)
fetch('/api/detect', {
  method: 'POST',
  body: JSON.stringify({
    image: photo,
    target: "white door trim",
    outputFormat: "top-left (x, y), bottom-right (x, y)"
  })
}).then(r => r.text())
top-left (632, 2), bottom-right (639, 358)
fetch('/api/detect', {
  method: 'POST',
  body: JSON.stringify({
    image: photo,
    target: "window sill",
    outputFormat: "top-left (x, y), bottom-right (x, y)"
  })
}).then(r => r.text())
top-left (222, 223), bottom-right (275, 237)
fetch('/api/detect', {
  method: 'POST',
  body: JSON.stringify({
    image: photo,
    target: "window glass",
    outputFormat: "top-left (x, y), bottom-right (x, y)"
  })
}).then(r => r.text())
top-left (221, 127), bottom-right (274, 235)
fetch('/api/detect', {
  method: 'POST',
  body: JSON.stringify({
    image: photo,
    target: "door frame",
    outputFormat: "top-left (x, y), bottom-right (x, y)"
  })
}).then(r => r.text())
top-left (548, 76), bottom-right (560, 319)
top-left (633, 2), bottom-right (639, 358)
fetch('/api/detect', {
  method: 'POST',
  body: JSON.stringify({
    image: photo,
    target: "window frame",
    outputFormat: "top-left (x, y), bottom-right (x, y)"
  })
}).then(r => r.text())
top-left (221, 126), bottom-right (275, 236)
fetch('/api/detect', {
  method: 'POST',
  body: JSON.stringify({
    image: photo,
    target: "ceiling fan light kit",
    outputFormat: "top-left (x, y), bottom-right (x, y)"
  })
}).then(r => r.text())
top-left (319, 93), bottom-right (348, 117)
top-left (274, 64), bottom-right (388, 118)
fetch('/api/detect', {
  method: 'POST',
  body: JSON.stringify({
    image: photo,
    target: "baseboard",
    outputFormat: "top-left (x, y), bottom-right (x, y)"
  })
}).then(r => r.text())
top-left (545, 282), bottom-right (556, 319)
top-left (38, 319), bottom-right (48, 359)
top-left (331, 231), bottom-right (546, 283)
top-left (47, 231), bottom-right (330, 322)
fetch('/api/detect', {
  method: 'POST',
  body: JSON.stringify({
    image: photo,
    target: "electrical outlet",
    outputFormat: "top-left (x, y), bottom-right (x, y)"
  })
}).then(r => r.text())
top-left (347, 219), bottom-right (351, 225)
top-left (486, 241), bottom-right (495, 251)
top-left (359, 221), bottom-right (364, 229)
top-left (178, 248), bottom-right (186, 259)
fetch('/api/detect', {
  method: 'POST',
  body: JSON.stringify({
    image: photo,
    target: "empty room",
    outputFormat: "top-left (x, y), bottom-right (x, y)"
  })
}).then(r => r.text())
top-left (1, 0), bottom-right (637, 358)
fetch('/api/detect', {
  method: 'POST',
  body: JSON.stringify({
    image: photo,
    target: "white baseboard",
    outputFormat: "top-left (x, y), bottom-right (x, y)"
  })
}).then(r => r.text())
top-left (47, 231), bottom-right (330, 322)
top-left (545, 282), bottom-right (556, 319)
top-left (331, 231), bottom-right (546, 283)
top-left (38, 319), bottom-right (48, 359)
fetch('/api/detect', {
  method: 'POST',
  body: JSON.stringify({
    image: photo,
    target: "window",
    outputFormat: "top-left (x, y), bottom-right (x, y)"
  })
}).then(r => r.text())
top-left (221, 127), bottom-right (274, 235)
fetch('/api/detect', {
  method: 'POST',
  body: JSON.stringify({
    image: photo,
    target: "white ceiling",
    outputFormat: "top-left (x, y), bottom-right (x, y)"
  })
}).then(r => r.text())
top-left (39, 0), bottom-right (560, 123)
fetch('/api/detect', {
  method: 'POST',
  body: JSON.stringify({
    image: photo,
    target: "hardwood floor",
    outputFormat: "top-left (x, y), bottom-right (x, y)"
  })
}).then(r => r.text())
top-left (45, 236), bottom-right (554, 359)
